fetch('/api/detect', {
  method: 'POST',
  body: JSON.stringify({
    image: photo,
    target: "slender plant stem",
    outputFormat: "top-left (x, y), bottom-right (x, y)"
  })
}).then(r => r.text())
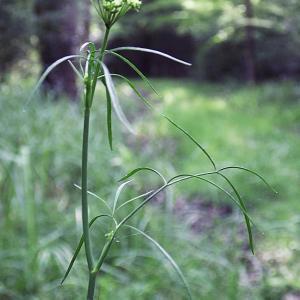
top-left (90, 27), bottom-right (110, 101)
top-left (87, 273), bottom-right (97, 300)
top-left (82, 107), bottom-right (94, 272)
top-left (81, 26), bottom-right (111, 300)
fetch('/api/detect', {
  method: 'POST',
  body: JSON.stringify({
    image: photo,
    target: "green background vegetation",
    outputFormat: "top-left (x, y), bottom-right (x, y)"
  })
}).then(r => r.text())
top-left (1, 0), bottom-right (300, 299)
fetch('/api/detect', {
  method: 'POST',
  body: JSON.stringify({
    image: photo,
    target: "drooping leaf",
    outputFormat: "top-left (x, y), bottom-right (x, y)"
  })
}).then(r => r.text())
top-left (167, 172), bottom-right (253, 221)
top-left (116, 190), bottom-right (154, 211)
top-left (112, 74), bottom-right (216, 170)
top-left (105, 86), bottom-right (113, 150)
top-left (162, 115), bottom-right (216, 170)
top-left (110, 47), bottom-right (192, 66)
top-left (125, 225), bottom-right (193, 300)
top-left (217, 172), bottom-right (255, 254)
top-left (68, 60), bottom-right (83, 80)
top-left (28, 55), bottom-right (85, 104)
top-left (74, 184), bottom-right (112, 214)
top-left (119, 167), bottom-right (167, 184)
top-left (106, 50), bottom-right (159, 95)
top-left (101, 63), bottom-right (136, 134)
top-left (112, 180), bottom-right (133, 215)
top-left (218, 166), bottom-right (277, 194)
top-left (61, 214), bottom-right (114, 285)
top-left (79, 41), bottom-right (96, 53)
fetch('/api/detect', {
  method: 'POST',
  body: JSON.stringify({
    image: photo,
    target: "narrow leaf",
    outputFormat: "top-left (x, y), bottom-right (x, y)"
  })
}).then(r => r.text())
top-left (116, 190), bottom-right (154, 211)
top-left (113, 74), bottom-right (216, 170)
top-left (80, 42), bottom-right (95, 53)
top-left (162, 115), bottom-right (216, 170)
top-left (218, 166), bottom-right (277, 194)
top-left (110, 47), bottom-right (192, 66)
top-left (112, 180), bottom-right (133, 215)
top-left (217, 172), bottom-right (255, 254)
top-left (28, 55), bottom-right (85, 103)
top-left (101, 63), bottom-right (136, 135)
top-left (167, 173), bottom-right (253, 221)
top-left (74, 184), bottom-right (112, 213)
top-left (111, 74), bottom-right (153, 108)
top-left (61, 214), bottom-right (113, 284)
top-left (106, 51), bottom-right (159, 95)
top-left (119, 167), bottom-right (167, 184)
top-left (105, 86), bottom-right (113, 150)
top-left (68, 60), bottom-right (83, 80)
top-left (125, 225), bottom-right (192, 300)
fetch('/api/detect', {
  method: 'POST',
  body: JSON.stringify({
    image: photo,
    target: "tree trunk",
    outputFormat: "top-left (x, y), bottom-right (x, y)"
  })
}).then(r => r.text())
top-left (35, 0), bottom-right (90, 100)
top-left (244, 0), bottom-right (256, 83)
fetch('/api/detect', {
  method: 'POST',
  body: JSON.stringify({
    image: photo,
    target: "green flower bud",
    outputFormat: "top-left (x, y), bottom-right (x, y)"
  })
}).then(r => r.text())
top-left (126, 0), bottom-right (142, 10)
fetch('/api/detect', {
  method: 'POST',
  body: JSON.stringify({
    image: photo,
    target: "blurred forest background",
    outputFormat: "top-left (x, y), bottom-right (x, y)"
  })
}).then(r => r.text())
top-left (1, 0), bottom-right (300, 299)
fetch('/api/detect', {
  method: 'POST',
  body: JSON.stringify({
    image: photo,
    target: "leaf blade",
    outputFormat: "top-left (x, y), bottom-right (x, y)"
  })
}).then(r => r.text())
top-left (218, 166), bottom-right (277, 194)
top-left (106, 51), bottom-right (159, 95)
top-left (110, 47), bottom-right (192, 66)
top-left (28, 55), bottom-right (85, 104)
top-left (217, 172), bottom-right (255, 254)
top-left (111, 75), bottom-right (216, 170)
top-left (112, 180), bottom-right (133, 215)
top-left (125, 225), bottom-right (192, 300)
top-left (101, 63), bottom-right (136, 135)
top-left (105, 86), bottom-right (113, 150)
top-left (119, 167), bottom-right (167, 184)
top-left (61, 214), bottom-right (113, 285)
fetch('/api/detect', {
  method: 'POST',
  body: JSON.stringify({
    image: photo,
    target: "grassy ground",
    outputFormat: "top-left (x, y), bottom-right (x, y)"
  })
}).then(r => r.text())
top-left (0, 78), bottom-right (300, 299)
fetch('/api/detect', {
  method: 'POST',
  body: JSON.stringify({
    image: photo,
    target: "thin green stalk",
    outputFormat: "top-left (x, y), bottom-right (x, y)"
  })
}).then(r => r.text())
top-left (82, 27), bottom-right (111, 300)
top-left (90, 27), bottom-right (110, 101)
top-left (82, 107), bottom-right (94, 271)
top-left (92, 186), bottom-right (167, 274)
top-left (87, 273), bottom-right (97, 300)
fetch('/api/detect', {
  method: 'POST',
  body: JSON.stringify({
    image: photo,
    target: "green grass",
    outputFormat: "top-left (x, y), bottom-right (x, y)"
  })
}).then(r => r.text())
top-left (1, 78), bottom-right (300, 299)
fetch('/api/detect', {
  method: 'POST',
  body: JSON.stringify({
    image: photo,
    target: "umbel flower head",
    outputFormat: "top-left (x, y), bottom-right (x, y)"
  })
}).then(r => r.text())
top-left (94, 0), bottom-right (142, 28)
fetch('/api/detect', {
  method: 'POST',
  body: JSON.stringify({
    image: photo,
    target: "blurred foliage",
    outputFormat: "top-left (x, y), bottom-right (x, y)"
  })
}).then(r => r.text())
top-left (0, 0), bottom-right (34, 79)
top-left (1, 78), bottom-right (300, 298)
top-left (116, 0), bottom-right (300, 80)
top-left (1, 0), bottom-right (300, 80)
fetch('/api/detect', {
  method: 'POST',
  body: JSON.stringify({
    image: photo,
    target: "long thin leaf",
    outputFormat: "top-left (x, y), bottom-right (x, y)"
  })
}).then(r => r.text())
top-left (109, 73), bottom-right (153, 108)
top-left (217, 172), bottom-right (254, 254)
top-left (112, 75), bottom-right (216, 170)
top-left (68, 60), bottom-right (83, 80)
top-left (110, 47), bottom-right (192, 66)
top-left (105, 86), bottom-right (113, 150)
top-left (28, 55), bottom-right (85, 103)
top-left (61, 214), bottom-right (113, 284)
top-left (80, 41), bottom-right (95, 53)
top-left (112, 180), bottom-right (133, 215)
top-left (101, 63), bottom-right (136, 134)
top-left (218, 166), bottom-right (277, 194)
top-left (125, 225), bottom-right (192, 300)
top-left (119, 167), bottom-right (167, 184)
top-left (116, 190), bottom-right (154, 211)
top-left (162, 115), bottom-right (216, 170)
top-left (166, 173), bottom-right (253, 221)
top-left (106, 50), bottom-right (159, 95)
top-left (74, 184), bottom-right (112, 214)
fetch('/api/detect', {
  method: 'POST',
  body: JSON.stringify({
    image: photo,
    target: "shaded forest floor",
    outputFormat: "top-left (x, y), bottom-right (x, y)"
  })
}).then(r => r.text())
top-left (0, 79), bottom-right (300, 299)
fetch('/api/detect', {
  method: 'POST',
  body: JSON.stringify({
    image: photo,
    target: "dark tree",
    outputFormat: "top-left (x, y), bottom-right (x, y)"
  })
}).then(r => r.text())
top-left (35, 0), bottom-right (90, 100)
top-left (0, 0), bottom-right (33, 81)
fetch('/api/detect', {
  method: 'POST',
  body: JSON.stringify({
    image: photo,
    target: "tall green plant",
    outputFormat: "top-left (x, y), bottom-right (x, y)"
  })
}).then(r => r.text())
top-left (31, 1), bottom-right (275, 299)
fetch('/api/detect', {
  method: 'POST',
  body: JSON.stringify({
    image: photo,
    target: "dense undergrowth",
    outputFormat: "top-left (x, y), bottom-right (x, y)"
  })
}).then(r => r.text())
top-left (0, 79), bottom-right (300, 299)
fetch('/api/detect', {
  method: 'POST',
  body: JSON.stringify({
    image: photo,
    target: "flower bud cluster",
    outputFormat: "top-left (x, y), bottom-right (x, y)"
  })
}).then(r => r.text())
top-left (126, 0), bottom-right (142, 11)
top-left (103, 0), bottom-right (123, 14)
top-left (102, 0), bottom-right (142, 13)
top-left (94, 0), bottom-right (142, 27)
